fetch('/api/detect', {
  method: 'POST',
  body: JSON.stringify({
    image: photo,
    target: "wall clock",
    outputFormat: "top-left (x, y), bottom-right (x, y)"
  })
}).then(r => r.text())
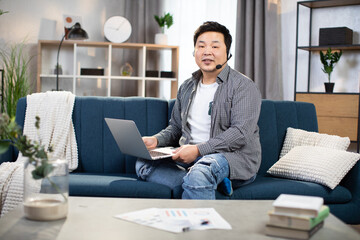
top-left (104, 16), bottom-right (132, 43)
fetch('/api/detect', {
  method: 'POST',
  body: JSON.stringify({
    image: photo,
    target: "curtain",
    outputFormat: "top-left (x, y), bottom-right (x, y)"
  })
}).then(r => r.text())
top-left (114, 0), bottom-right (162, 97)
top-left (235, 0), bottom-right (283, 100)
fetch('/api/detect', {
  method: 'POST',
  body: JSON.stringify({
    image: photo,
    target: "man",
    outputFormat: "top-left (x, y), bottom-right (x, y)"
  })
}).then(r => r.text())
top-left (136, 21), bottom-right (261, 199)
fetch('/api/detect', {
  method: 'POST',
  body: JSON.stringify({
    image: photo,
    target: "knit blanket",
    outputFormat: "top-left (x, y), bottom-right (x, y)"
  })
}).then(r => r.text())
top-left (0, 91), bottom-right (78, 217)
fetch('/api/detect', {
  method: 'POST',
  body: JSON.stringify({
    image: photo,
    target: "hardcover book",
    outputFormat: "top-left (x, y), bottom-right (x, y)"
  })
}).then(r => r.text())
top-left (272, 194), bottom-right (324, 218)
top-left (267, 205), bottom-right (329, 230)
top-left (265, 221), bottom-right (324, 240)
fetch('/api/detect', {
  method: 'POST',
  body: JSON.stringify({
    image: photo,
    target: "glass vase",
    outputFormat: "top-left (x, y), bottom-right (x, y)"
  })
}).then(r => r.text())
top-left (23, 157), bottom-right (69, 221)
top-left (120, 62), bottom-right (133, 76)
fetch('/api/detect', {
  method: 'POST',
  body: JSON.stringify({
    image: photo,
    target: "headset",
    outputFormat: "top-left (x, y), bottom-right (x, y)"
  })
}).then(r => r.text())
top-left (216, 53), bottom-right (232, 69)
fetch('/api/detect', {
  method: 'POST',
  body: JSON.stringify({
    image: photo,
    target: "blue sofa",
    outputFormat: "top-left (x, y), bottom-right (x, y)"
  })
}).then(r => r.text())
top-left (1, 96), bottom-right (359, 224)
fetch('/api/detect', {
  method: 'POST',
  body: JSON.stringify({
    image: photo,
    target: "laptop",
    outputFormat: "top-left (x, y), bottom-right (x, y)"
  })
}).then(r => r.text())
top-left (105, 118), bottom-right (176, 160)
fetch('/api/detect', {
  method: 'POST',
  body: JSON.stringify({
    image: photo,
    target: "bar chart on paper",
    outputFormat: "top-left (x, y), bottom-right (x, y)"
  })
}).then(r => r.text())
top-left (114, 208), bottom-right (232, 233)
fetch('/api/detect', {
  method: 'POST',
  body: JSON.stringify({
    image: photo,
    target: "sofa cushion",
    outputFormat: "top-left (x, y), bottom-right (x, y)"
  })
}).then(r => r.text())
top-left (257, 101), bottom-right (318, 175)
top-left (224, 175), bottom-right (352, 204)
top-left (279, 127), bottom-right (350, 158)
top-left (267, 146), bottom-right (359, 189)
top-left (69, 173), bottom-right (172, 198)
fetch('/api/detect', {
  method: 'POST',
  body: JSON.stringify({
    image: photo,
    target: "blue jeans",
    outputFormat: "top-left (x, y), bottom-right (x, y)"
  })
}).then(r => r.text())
top-left (135, 153), bottom-right (230, 199)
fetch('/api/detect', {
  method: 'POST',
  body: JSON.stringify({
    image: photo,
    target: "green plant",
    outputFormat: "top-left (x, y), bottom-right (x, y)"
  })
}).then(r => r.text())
top-left (0, 41), bottom-right (32, 117)
top-left (0, 2), bottom-right (8, 16)
top-left (320, 47), bottom-right (342, 83)
top-left (0, 113), bottom-right (66, 201)
top-left (154, 12), bottom-right (173, 33)
top-left (0, 9), bottom-right (8, 15)
top-left (54, 64), bottom-right (62, 74)
top-left (54, 64), bottom-right (62, 69)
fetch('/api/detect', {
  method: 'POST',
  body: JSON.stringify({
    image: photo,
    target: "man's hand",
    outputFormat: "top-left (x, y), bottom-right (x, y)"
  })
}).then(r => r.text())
top-left (172, 145), bottom-right (200, 164)
top-left (142, 136), bottom-right (158, 150)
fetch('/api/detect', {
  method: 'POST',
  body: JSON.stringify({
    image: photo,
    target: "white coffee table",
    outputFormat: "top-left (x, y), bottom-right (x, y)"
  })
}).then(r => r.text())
top-left (0, 197), bottom-right (359, 240)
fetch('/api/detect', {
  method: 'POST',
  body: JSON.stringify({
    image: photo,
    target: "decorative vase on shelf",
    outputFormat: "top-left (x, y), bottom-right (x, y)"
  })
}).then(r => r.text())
top-left (324, 82), bottom-right (335, 93)
top-left (120, 62), bottom-right (133, 76)
top-left (154, 13), bottom-right (172, 45)
top-left (23, 157), bottom-right (69, 221)
top-left (155, 33), bottom-right (168, 45)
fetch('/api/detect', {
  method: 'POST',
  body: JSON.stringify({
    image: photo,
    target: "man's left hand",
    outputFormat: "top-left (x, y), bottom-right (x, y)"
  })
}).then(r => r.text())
top-left (172, 145), bottom-right (200, 164)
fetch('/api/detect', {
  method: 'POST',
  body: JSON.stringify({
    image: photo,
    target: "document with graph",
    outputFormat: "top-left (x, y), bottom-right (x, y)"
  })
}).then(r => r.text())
top-left (114, 208), bottom-right (232, 233)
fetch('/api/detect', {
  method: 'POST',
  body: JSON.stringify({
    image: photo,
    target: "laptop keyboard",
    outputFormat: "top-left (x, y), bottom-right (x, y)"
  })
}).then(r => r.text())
top-left (149, 150), bottom-right (171, 158)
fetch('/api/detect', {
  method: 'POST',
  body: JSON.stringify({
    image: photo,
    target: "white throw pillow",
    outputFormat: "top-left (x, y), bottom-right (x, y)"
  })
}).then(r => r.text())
top-left (280, 127), bottom-right (350, 159)
top-left (267, 146), bottom-right (360, 189)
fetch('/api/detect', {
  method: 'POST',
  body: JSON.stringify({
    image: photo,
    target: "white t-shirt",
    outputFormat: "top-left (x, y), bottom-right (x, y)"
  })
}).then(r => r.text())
top-left (188, 80), bottom-right (219, 144)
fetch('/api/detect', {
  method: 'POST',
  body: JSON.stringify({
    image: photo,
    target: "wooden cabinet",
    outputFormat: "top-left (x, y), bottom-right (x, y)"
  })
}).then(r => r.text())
top-left (37, 40), bottom-right (179, 98)
top-left (296, 93), bottom-right (359, 144)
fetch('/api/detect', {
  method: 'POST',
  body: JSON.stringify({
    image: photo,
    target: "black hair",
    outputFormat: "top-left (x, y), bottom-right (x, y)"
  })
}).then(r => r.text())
top-left (193, 21), bottom-right (232, 57)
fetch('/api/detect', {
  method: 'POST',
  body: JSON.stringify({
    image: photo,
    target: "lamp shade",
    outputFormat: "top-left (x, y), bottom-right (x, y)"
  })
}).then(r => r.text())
top-left (67, 22), bottom-right (89, 40)
top-left (56, 22), bottom-right (88, 91)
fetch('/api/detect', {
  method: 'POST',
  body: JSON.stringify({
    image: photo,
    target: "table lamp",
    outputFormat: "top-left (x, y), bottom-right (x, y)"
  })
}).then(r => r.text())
top-left (56, 22), bottom-right (88, 91)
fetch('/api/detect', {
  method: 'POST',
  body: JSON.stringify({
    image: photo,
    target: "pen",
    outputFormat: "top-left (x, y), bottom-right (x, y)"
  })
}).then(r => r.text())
top-left (182, 226), bottom-right (190, 232)
top-left (201, 220), bottom-right (209, 225)
top-left (182, 220), bottom-right (210, 232)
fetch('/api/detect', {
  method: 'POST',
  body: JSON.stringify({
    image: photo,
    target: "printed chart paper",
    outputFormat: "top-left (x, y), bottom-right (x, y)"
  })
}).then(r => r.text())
top-left (114, 208), bottom-right (232, 233)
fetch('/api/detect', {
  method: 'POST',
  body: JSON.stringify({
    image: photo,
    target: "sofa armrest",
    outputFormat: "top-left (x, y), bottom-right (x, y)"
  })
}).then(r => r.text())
top-left (341, 161), bottom-right (360, 203)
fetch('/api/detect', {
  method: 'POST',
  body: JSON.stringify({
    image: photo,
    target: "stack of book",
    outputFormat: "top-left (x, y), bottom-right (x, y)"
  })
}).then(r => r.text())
top-left (265, 194), bottom-right (330, 240)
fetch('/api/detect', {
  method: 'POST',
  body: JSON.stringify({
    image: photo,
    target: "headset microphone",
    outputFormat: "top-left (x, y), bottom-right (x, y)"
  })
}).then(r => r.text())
top-left (216, 54), bottom-right (232, 70)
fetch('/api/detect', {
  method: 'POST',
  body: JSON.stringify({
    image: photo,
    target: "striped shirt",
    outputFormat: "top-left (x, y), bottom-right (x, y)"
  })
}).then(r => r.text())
top-left (154, 65), bottom-right (262, 180)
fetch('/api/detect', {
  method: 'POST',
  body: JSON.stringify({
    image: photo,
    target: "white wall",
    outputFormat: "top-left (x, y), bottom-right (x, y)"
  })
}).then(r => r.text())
top-left (0, 0), bottom-right (116, 43)
top-left (281, 0), bottom-right (360, 100)
top-left (0, 0), bottom-right (135, 93)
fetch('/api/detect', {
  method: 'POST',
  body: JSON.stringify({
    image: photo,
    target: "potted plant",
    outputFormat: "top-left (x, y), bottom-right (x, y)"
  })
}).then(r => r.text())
top-left (0, 114), bottom-right (69, 221)
top-left (154, 12), bottom-right (173, 45)
top-left (0, 41), bottom-right (32, 118)
top-left (320, 47), bottom-right (342, 93)
top-left (54, 64), bottom-right (62, 75)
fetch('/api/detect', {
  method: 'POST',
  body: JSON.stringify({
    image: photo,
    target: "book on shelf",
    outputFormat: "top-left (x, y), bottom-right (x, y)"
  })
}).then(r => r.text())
top-left (265, 221), bottom-right (324, 240)
top-left (267, 205), bottom-right (330, 230)
top-left (273, 194), bottom-right (324, 218)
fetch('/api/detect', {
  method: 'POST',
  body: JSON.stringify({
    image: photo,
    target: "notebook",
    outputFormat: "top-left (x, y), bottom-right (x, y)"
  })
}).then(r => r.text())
top-left (105, 118), bottom-right (176, 160)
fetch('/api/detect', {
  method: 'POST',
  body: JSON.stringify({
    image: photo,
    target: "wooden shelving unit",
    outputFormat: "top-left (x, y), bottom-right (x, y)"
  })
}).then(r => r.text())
top-left (299, 0), bottom-right (360, 8)
top-left (294, 0), bottom-right (360, 152)
top-left (298, 45), bottom-right (360, 51)
top-left (37, 40), bottom-right (179, 98)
